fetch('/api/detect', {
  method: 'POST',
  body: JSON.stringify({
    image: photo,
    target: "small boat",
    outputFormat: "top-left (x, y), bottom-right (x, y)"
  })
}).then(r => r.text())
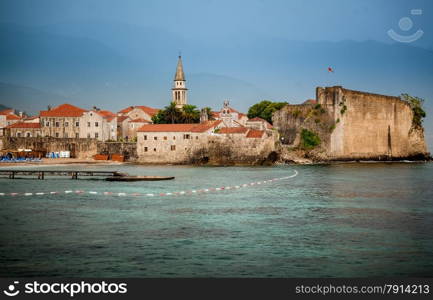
top-left (106, 176), bottom-right (175, 181)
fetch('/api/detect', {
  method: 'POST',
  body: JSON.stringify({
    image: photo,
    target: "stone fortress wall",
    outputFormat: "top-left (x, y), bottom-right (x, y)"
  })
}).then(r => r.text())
top-left (273, 86), bottom-right (428, 161)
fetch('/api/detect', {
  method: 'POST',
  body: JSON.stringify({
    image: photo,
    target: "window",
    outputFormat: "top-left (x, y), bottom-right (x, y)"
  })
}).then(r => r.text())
top-left (26, 132), bottom-right (31, 137)
top-left (55, 132), bottom-right (59, 138)
top-left (64, 133), bottom-right (68, 138)
top-left (196, 136), bottom-right (198, 140)
top-left (65, 122), bottom-right (69, 127)
top-left (154, 136), bottom-right (157, 140)
top-left (153, 148), bottom-right (156, 152)
top-left (95, 122), bottom-right (99, 127)
top-left (171, 145), bottom-right (176, 151)
top-left (75, 133), bottom-right (79, 138)
top-left (46, 121), bottom-right (50, 127)
top-left (87, 133), bottom-right (91, 138)
top-left (144, 135), bottom-right (147, 140)
top-left (95, 133), bottom-right (99, 138)
top-left (164, 136), bottom-right (167, 140)
top-left (17, 132), bottom-right (21, 137)
top-left (75, 122), bottom-right (79, 127)
top-left (87, 122), bottom-right (91, 127)
top-left (173, 136), bottom-right (176, 140)
top-left (55, 122), bottom-right (59, 127)
top-left (183, 134), bottom-right (190, 139)
top-left (144, 147), bottom-right (148, 152)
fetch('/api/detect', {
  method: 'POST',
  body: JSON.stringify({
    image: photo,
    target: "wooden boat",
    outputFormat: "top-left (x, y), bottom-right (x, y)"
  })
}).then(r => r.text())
top-left (106, 176), bottom-right (174, 181)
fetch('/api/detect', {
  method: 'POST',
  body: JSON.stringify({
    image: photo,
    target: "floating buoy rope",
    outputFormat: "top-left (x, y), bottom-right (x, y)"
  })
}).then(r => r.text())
top-left (0, 170), bottom-right (298, 198)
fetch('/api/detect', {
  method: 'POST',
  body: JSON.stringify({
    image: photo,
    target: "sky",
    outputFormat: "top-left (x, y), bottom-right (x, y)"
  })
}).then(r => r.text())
top-left (1, 0), bottom-right (432, 47)
top-left (1, 0), bottom-right (433, 148)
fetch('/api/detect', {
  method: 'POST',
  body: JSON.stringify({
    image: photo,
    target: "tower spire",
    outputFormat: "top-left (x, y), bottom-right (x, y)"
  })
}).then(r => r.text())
top-left (172, 54), bottom-right (188, 108)
top-left (174, 55), bottom-right (185, 81)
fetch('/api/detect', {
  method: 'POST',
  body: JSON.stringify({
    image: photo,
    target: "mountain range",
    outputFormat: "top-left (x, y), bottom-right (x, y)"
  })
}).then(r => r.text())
top-left (0, 21), bottom-right (432, 149)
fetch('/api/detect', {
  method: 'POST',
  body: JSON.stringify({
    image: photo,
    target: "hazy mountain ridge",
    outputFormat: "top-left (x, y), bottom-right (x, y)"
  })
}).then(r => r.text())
top-left (0, 21), bottom-right (432, 149)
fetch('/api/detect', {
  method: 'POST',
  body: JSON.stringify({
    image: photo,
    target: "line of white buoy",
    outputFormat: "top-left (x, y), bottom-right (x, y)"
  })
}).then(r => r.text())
top-left (0, 170), bottom-right (298, 198)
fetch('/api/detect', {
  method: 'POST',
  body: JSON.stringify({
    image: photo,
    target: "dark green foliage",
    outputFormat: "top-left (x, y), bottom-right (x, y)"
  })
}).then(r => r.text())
top-left (203, 107), bottom-right (214, 120)
top-left (329, 124), bottom-right (336, 132)
top-left (400, 94), bottom-right (426, 128)
top-left (152, 102), bottom-right (201, 124)
top-left (300, 129), bottom-right (321, 149)
top-left (340, 105), bottom-right (347, 115)
top-left (292, 109), bottom-right (301, 117)
top-left (247, 100), bottom-right (288, 124)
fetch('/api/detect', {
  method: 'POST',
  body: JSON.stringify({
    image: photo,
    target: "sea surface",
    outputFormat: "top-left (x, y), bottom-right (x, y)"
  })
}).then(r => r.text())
top-left (0, 162), bottom-right (432, 277)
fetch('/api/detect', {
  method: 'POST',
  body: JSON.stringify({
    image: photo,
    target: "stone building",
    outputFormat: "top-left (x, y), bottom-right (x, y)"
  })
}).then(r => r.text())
top-left (245, 117), bottom-right (273, 130)
top-left (212, 100), bottom-right (248, 127)
top-left (273, 86), bottom-right (429, 160)
top-left (80, 110), bottom-right (117, 141)
top-left (40, 104), bottom-right (87, 138)
top-left (136, 121), bottom-right (223, 163)
top-left (4, 122), bottom-right (42, 138)
top-left (0, 109), bottom-right (22, 136)
top-left (172, 55), bottom-right (188, 108)
top-left (136, 120), bottom-right (277, 164)
top-left (117, 105), bottom-right (159, 140)
top-left (127, 118), bottom-right (151, 140)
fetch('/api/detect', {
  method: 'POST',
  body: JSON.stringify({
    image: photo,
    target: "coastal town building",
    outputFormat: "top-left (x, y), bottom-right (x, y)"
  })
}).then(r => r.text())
top-left (40, 104), bottom-right (87, 138)
top-left (245, 117), bottom-right (273, 130)
top-left (117, 105), bottom-right (159, 140)
top-left (136, 121), bottom-right (223, 163)
top-left (172, 55), bottom-right (188, 109)
top-left (80, 109), bottom-right (117, 141)
top-left (4, 122), bottom-right (42, 138)
top-left (0, 109), bottom-right (22, 136)
top-left (212, 100), bottom-right (248, 127)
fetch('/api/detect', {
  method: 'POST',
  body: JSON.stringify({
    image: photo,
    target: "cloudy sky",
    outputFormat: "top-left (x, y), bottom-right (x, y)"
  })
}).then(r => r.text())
top-left (1, 0), bottom-right (432, 147)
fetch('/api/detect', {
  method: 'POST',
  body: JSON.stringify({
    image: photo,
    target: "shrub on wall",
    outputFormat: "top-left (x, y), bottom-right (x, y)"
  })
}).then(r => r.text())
top-left (300, 129), bottom-right (321, 149)
top-left (400, 94), bottom-right (426, 129)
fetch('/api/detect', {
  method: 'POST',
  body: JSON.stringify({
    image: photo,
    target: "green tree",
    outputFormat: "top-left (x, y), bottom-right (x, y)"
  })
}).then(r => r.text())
top-left (247, 100), bottom-right (287, 124)
top-left (400, 94), bottom-right (426, 129)
top-left (182, 104), bottom-right (200, 123)
top-left (203, 107), bottom-right (214, 120)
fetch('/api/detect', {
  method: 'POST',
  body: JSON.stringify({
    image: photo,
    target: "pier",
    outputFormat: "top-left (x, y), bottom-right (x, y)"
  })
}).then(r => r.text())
top-left (0, 170), bottom-right (127, 180)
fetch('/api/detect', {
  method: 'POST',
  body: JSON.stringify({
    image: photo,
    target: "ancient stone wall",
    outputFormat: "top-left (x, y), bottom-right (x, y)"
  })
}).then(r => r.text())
top-left (273, 86), bottom-right (429, 161)
top-left (97, 142), bottom-right (137, 161)
top-left (1, 137), bottom-right (98, 159)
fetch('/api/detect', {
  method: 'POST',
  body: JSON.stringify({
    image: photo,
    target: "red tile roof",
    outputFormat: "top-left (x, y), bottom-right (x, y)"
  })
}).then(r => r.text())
top-left (0, 109), bottom-right (13, 115)
top-left (40, 104), bottom-right (87, 117)
top-left (6, 114), bottom-right (21, 120)
top-left (95, 110), bottom-right (116, 122)
top-left (303, 99), bottom-right (317, 105)
top-left (130, 118), bottom-right (151, 123)
top-left (117, 116), bottom-right (130, 122)
top-left (248, 117), bottom-right (266, 122)
top-left (190, 120), bottom-right (222, 133)
top-left (219, 127), bottom-right (249, 134)
top-left (24, 116), bottom-right (39, 120)
top-left (247, 117), bottom-right (273, 129)
top-left (246, 129), bottom-right (265, 138)
top-left (136, 106), bottom-right (159, 117)
top-left (138, 120), bottom-right (221, 133)
top-left (118, 106), bottom-right (134, 114)
top-left (6, 122), bottom-right (41, 129)
top-left (118, 106), bottom-right (159, 117)
top-left (138, 123), bottom-right (197, 132)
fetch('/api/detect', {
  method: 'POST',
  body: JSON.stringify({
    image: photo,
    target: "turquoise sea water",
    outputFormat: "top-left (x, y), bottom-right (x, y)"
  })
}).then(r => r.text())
top-left (0, 163), bottom-right (432, 277)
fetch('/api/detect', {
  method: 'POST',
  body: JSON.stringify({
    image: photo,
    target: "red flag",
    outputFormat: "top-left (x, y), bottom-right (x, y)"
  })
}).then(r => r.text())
top-left (328, 67), bottom-right (334, 73)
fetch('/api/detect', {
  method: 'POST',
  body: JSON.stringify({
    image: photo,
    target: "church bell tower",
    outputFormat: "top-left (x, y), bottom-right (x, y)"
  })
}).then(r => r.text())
top-left (172, 55), bottom-right (188, 109)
